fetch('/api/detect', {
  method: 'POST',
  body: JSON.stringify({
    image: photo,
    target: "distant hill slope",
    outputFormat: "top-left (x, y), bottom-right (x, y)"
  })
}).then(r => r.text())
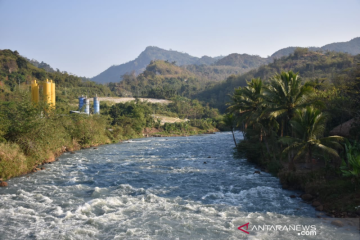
top-left (214, 53), bottom-right (268, 68)
top-left (183, 53), bottom-right (268, 82)
top-left (195, 49), bottom-right (359, 112)
top-left (321, 37), bottom-right (360, 55)
top-left (271, 47), bottom-right (320, 59)
top-left (183, 64), bottom-right (247, 82)
top-left (91, 46), bottom-right (221, 84)
top-left (108, 60), bottom-right (207, 99)
top-left (271, 37), bottom-right (360, 59)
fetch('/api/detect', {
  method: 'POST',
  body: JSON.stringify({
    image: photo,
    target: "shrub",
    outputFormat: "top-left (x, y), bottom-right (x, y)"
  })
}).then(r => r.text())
top-left (0, 142), bottom-right (27, 179)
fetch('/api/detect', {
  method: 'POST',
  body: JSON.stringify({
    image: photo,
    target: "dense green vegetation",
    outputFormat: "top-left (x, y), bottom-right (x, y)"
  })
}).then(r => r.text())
top-left (0, 97), bottom-right (111, 179)
top-left (228, 57), bottom-right (360, 214)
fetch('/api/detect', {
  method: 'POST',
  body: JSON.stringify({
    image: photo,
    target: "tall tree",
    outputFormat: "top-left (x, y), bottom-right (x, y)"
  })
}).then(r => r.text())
top-left (263, 71), bottom-right (314, 136)
top-left (228, 78), bottom-right (264, 126)
top-left (279, 106), bottom-right (343, 170)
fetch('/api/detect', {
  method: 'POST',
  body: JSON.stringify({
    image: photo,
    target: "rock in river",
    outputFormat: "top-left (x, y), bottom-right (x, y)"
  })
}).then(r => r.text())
top-left (301, 194), bottom-right (313, 201)
top-left (331, 220), bottom-right (344, 227)
top-left (0, 181), bottom-right (8, 187)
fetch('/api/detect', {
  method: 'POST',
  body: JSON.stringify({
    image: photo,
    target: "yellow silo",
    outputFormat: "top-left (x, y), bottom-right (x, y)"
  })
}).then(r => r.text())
top-left (43, 79), bottom-right (52, 106)
top-left (31, 80), bottom-right (39, 103)
top-left (50, 80), bottom-right (55, 108)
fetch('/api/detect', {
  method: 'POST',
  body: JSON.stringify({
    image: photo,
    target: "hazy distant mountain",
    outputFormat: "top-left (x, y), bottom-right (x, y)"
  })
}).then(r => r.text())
top-left (271, 37), bottom-right (360, 59)
top-left (271, 47), bottom-right (320, 59)
top-left (91, 46), bottom-right (221, 84)
top-left (321, 37), bottom-right (360, 55)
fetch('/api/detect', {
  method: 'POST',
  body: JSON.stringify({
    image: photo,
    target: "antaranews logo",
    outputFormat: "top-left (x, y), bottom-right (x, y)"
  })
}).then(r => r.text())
top-left (238, 223), bottom-right (250, 234)
top-left (238, 223), bottom-right (316, 236)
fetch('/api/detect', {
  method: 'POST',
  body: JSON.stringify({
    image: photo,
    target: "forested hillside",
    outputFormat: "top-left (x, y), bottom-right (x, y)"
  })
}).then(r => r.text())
top-left (107, 60), bottom-right (212, 99)
top-left (195, 48), bottom-right (360, 112)
top-left (180, 53), bottom-right (269, 82)
top-left (214, 53), bottom-right (267, 68)
top-left (183, 64), bottom-right (246, 82)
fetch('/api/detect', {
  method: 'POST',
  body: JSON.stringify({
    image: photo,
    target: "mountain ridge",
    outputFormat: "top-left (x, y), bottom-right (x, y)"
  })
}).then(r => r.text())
top-left (91, 37), bottom-right (360, 84)
top-left (271, 37), bottom-right (360, 59)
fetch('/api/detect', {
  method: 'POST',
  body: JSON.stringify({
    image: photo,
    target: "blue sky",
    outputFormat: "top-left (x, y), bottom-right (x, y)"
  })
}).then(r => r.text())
top-left (0, 0), bottom-right (359, 77)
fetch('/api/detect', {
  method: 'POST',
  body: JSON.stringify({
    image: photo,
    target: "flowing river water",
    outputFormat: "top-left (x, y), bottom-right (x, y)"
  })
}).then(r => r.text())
top-left (0, 132), bottom-right (358, 239)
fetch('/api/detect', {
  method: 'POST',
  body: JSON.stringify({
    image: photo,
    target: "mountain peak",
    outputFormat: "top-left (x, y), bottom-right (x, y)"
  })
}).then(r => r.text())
top-left (91, 47), bottom-right (220, 83)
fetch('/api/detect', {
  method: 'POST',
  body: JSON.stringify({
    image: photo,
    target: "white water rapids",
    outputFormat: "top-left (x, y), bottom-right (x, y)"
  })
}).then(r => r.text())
top-left (0, 132), bottom-right (358, 239)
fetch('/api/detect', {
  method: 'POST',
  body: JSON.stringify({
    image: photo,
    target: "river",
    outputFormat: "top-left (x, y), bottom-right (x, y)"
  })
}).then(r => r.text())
top-left (0, 132), bottom-right (358, 239)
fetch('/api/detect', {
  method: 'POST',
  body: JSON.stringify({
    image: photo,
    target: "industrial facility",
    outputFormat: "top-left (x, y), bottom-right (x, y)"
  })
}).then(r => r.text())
top-left (74, 95), bottom-right (100, 114)
top-left (31, 79), bottom-right (100, 114)
top-left (31, 79), bottom-right (55, 108)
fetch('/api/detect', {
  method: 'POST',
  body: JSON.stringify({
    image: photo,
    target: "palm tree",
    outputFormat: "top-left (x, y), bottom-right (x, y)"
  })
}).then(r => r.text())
top-left (227, 78), bottom-right (280, 157)
top-left (279, 106), bottom-right (343, 170)
top-left (228, 78), bottom-right (264, 127)
top-left (263, 71), bottom-right (314, 136)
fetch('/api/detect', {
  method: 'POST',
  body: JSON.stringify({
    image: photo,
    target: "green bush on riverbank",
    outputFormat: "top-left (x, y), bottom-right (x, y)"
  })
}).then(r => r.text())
top-left (0, 142), bottom-right (27, 179)
top-left (0, 96), bottom-right (112, 179)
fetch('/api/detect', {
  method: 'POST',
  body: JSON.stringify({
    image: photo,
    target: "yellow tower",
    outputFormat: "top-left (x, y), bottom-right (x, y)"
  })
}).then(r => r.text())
top-left (50, 80), bottom-right (56, 108)
top-left (31, 80), bottom-right (39, 103)
top-left (43, 79), bottom-right (52, 106)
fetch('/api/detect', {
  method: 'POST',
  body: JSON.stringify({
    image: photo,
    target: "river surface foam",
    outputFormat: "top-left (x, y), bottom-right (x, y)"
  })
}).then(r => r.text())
top-left (0, 132), bottom-right (358, 239)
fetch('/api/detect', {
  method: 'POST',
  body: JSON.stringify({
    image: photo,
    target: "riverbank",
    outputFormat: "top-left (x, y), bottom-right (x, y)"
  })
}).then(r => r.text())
top-left (246, 152), bottom-right (360, 219)
top-left (277, 167), bottom-right (360, 219)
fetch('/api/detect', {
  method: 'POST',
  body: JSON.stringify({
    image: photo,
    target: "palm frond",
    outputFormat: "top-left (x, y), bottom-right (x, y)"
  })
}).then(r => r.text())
top-left (315, 143), bottom-right (341, 158)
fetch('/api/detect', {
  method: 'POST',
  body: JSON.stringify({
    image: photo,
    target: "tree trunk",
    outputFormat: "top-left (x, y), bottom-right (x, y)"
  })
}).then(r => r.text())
top-left (308, 145), bottom-right (312, 169)
top-left (288, 151), bottom-right (296, 171)
top-left (231, 129), bottom-right (237, 147)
